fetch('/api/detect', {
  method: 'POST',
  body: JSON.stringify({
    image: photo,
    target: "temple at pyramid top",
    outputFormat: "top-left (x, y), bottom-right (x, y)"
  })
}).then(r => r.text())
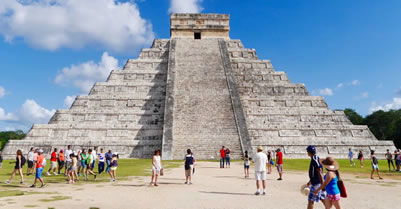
top-left (170, 13), bottom-right (230, 39)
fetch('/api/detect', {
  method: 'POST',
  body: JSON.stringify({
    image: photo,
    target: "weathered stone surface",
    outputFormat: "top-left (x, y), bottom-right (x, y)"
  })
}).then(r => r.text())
top-left (2, 13), bottom-right (396, 159)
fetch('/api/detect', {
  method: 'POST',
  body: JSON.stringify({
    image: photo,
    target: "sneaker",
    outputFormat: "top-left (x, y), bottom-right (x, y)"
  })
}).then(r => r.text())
top-left (20, 181), bottom-right (24, 184)
top-left (255, 191), bottom-right (260, 195)
top-left (189, 182), bottom-right (192, 185)
top-left (30, 184), bottom-right (36, 188)
top-left (184, 182), bottom-right (188, 184)
top-left (262, 192), bottom-right (266, 195)
top-left (110, 179), bottom-right (114, 182)
top-left (46, 172), bottom-right (51, 176)
top-left (277, 178), bottom-right (282, 181)
top-left (112, 179), bottom-right (115, 182)
top-left (4, 180), bottom-right (10, 184)
top-left (40, 184), bottom-right (46, 188)
top-left (53, 172), bottom-right (58, 176)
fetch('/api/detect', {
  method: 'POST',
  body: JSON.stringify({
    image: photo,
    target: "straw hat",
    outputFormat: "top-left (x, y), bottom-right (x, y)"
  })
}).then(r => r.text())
top-left (320, 157), bottom-right (339, 171)
top-left (257, 146), bottom-right (263, 152)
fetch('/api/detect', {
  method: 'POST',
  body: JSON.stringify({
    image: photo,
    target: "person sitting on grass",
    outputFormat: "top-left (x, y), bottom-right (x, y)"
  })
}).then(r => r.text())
top-left (85, 149), bottom-right (97, 181)
top-left (313, 157), bottom-right (342, 209)
top-left (150, 150), bottom-right (162, 186)
top-left (47, 148), bottom-right (58, 176)
top-left (370, 150), bottom-right (383, 180)
top-left (31, 149), bottom-right (46, 188)
top-left (109, 153), bottom-right (118, 182)
top-left (5, 149), bottom-right (25, 184)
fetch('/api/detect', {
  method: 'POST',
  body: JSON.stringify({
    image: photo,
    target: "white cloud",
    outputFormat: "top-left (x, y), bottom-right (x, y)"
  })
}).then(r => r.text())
top-left (169, 0), bottom-right (203, 13)
top-left (350, 80), bottom-right (360, 86)
top-left (0, 86), bottom-right (5, 98)
top-left (361, 92), bottom-right (369, 98)
top-left (336, 83), bottom-right (344, 89)
top-left (369, 97), bottom-right (401, 113)
top-left (55, 52), bottom-right (119, 93)
top-left (0, 107), bottom-right (18, 121)
top-left (318, 88), bottom-right (333, 96)
top-left (64, 95), bottom-right (76, 108)
top-left (19, 99), bottom-right (56, 124)
top-left (0, 0), bottom-right (154, 53)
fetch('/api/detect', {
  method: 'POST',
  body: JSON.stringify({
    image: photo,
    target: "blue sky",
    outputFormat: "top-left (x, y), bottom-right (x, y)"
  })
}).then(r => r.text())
top-left (0, 0), bottom-right (400, 131)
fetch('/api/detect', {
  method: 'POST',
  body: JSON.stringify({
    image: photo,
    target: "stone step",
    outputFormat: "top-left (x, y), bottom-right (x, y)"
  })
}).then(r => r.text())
top-left (228, 48), bottom-right (258, 60)
top-left (247, 123), bottom-right (367, 130)
top-left (249, 128), bottom-right (373, 138)
top-left (230, 59), bottom-right (273, 71)
top-left (151, 39), bottom-right (170, 50)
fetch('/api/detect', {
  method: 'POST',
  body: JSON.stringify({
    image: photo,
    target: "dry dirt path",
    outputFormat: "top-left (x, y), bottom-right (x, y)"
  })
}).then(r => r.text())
top-left (1, 161), bottom-right (401, 209)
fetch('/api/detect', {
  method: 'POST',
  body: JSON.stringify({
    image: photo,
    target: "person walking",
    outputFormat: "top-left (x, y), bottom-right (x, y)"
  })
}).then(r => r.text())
top-left (313, 157), bottom-right (342, 209)
top-left (5, 149), bottom-right (25, 184)
top-left (80, 149), bottom-right (88, 178)
top-left (243, 150), bottom-right (250, 178)
top-left (67, 153), bottom-right (78, 184)
top-left (225, 147), bottom-right (231, 168)
top-left (85, 149), bottom-right (97, 181)
top-left (219, 146), bottom-right (226, 168)
top-left (385, 149), bottom-right (395, 171)
top-left (31, 149), bottom-right (46, 188)
top-left (253, 146), bottom-right (267, 195)
top-left (357, 150), bottom-right (364, 168)
top-left (32, 149), bottom-right (38, 175)
top-left (370, 150), bottom-right (383, 179)
top-left (109, 153), bottom-right (118, 182)
top-left (306, 146), bottom-right (327, 209)
top-left (184, 149), bottom-right (195, 184)
top-left (348, 148), bottom-right (355, 167)
top-left (97, 148), bottom-right (105, 174)
top-left (0, 151), bottom-right (3, 171)
top-left (394, 150), bottom-right (400, 171)
top-left (91, 146), bottom-right (98, 171)
top-left (77, 150), bottom-right (82, 176)
top-left (64, 145), bottom-right (73, 176)
top-left (267, 151), bottom-right (273, 174)
top-left (276, 148), bottom-right (283, 180)
top-left (105, 150), bottom-right (113, 173)
top-left (47, 148), bottom-right (58, 176)
top-left (150, 150), bottom-right (162, 186)
top-left (57, 149), bottom-right (65, 174)
top-left (27, 147), bottom-right (35, 176)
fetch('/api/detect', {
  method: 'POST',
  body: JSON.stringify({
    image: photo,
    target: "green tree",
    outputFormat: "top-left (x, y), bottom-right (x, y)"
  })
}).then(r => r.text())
top-left (0, 130), bottom-right (26, 150)
top-left (343, 108), bottom-right (365, 125)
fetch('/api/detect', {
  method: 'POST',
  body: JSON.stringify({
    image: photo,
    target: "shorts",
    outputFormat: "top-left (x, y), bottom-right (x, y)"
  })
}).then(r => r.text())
top-left (327, 194), bottom-right (340, 201)
top-left (51, 161), bottom-right (58, 169)
top-left (349, 157), bottom-right (353, 161)
top-left (66, 161), bottom-right (71, 168)
top-left (372, 164), bottom-right (379, 170)
top-left (28, 160), bottom-right (34, 168)
top-left (15, 165), bottom-right (22, 169)
top-left (308, 184), bottom-right (327, 202)
top-left (110, 166), bottom-right (117, 171)
top-left (244, 164), bottom-right (250, 169)
top-left (276, 164), bottom-right (283, 173)
top-left (69, 166), bottom-right (77, 172)
top-left (185, 165), bottom-right (193, 177)
top-left (255, 171), bottom-right (267, 181)
top-left (59, 161), bottom-right (65, 167)
top-left (36, 167), bottom-right (44, 178)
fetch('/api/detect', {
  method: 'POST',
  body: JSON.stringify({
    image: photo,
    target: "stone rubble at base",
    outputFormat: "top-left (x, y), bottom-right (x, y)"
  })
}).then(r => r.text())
top-left (2, 13), bottom-right (396, 160)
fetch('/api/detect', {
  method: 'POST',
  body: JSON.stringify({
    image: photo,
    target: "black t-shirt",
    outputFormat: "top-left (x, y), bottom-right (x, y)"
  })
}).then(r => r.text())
top-left (309, 155), bottom-right (322, 185)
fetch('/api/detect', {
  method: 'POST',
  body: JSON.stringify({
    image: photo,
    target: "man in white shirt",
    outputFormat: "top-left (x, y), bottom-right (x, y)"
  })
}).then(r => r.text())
top-left (91, 147), bottom-right (98, 170)
top-left (64, 145), bottom-right (73, 176)
top-left (253, 146), bottom-right (268, 195)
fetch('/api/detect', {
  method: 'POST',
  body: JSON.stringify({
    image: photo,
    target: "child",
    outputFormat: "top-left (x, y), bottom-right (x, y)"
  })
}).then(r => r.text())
top-left (370, 150), bottom-right (383, 179)
top-left (109, 153), bottom-right (118, 182)
top-left (184, 149), bottom-right (195, 184)
top-left (243, 150), bottom-right (250, 178)
top-left (68, 153), bottom-right (78, 184)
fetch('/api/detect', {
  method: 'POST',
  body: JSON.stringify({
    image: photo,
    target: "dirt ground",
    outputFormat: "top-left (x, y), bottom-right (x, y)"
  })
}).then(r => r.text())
top-left (1, 161), bottom-right (401, 209)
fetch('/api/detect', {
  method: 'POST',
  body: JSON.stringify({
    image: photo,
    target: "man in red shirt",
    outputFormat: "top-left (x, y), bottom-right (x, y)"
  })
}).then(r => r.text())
top-left (276, 148), bottom-right (283, 180)
top-left (219, 146), bottom-right (226, 168)
top-left (31, 149), bottom-right (45, 188)
top-left (47, 148), bottom-right (58, 176)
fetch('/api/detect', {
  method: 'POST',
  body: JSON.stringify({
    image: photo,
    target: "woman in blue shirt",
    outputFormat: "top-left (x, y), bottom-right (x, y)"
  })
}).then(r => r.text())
top-left (313, 157), bottom-right (342, 209)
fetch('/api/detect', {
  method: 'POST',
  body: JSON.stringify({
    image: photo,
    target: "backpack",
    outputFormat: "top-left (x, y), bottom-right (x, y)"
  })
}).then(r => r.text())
top-left (21, 156), bottom-right (26, 166)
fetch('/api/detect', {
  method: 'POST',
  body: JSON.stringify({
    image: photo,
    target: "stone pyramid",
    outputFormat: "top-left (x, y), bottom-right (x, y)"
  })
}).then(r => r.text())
top-left (3, 13), bottom-right (395, 159)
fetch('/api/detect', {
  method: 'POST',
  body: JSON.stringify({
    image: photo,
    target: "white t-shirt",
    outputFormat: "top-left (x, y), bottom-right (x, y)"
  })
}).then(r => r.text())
top-left (92, 150), bottom-right (97, 162)
top-left (65, 149), bottom-right (73, 162)
top-left (27, 151), bottom-right (34, 161)
top-left (254, 152), bottom-right (268, 172)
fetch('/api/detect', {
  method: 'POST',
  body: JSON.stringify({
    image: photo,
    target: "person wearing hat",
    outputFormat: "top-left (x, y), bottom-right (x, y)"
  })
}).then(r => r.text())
top-left (275, 148), bottom-right (283, 181)
top-left (253, 146), bottom-right (268, 195)
top-left (313, 157), bottom-right (342, 209)
top-left (31, 149), bottom-right (45, 188)
top-left (306, 146), bottom-right (327, 209)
